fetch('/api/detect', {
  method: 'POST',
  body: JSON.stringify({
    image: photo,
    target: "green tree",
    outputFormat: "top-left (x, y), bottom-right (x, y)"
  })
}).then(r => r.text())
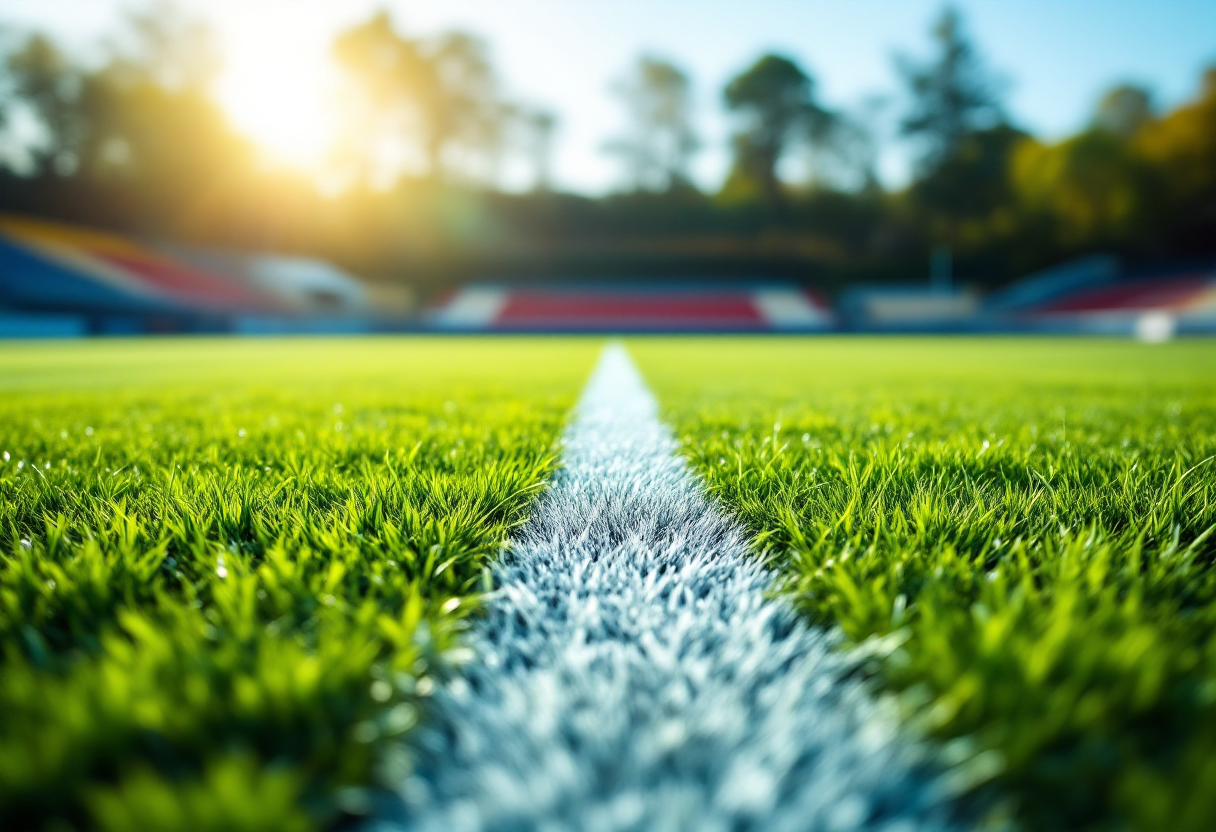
top-left (604, 55), bottom-right (699, 191)
top-left (722, 54), bottom-right (833, 209)
top-left (803, 99), bottom-right (883, 194)
top-left (4, 33), bottom-right (88, 176)
top-left (510, 104), bottom-right (557, 192)
top-left (1012, 129), bottom-right (1151, 252)
top-left (73, 4), bottom-right (252, 203)
top-left (422, 32), bottom-right (504, 182)
top-left (333, 12), bottom-right (505, 184)
top-left (913, 125), bottom-right (1027, 230)
top-left (897, 6), bottom-right (1004, 172)
top-left (0, 2), bottom-right (245, 199)
top-left (0, 28), bottom-right (13, 136)
top-left (1133, 67), bottom-right (1216, 250)
top-left (332, 11), bottom-right (427, 185)
top-left (1093, 84), bottom-right (1154, 139)
top-left (109, 0), bottom-right (220, 92)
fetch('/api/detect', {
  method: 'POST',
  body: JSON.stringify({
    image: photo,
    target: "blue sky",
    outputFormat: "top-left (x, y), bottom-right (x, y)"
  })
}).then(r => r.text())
top-left (6, 0), bottom-right (1215, 192)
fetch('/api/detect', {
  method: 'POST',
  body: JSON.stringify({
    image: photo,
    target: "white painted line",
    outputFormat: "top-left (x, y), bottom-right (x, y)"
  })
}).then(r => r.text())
top-left (376, 344), bottom-right (955, 831)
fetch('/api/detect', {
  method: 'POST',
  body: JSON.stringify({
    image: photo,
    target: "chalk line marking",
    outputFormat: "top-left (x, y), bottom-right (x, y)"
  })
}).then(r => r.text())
top-left (375, 344), bottom-right (954, 832)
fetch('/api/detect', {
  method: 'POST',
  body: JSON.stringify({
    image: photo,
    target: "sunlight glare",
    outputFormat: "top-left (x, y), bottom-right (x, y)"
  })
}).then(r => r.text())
top-left (213, 21), bottom-right (339, 173)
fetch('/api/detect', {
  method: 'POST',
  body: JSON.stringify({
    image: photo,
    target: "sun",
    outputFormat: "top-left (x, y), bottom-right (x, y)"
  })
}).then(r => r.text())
top-left (212, 25), bottom-right (341, 173)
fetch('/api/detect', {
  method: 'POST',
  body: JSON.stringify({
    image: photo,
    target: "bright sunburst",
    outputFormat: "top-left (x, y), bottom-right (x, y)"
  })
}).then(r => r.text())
top-left (212, 20), bottom-right (340, 172)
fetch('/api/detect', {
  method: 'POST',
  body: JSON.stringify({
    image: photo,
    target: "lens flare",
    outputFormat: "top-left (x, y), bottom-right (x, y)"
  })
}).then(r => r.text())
top-left (213, 22), bottom-right (339, 171)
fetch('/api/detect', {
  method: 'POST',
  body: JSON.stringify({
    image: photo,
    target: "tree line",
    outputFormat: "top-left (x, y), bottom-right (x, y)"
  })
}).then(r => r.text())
top-left (0, 4), bottom-right (1212, 291)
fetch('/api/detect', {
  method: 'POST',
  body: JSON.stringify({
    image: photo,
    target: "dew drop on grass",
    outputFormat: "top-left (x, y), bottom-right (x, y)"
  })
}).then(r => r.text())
top-left (19, 539), bottom-right (31, 550)
top-left (238, 428), bottom-right (246, 438)
top-left (2, 451), bottom-right (8, 461)
top-left (216, 553), bottom-right (228, 579)
top-left (85, 427), bottom-right (93, 436)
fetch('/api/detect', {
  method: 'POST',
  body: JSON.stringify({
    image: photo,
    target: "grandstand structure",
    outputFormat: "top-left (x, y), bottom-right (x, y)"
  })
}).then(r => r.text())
top-left (986, 256), bottom-right (1216, 334)
top-left (429, 283), bottom-right (834, 332)
top-left (0, 215), bottom-right (370, 335)
top-left (1028, 272), bottom-right (1216, 317)
top-left (1, 214), bottom-right (1214, 336)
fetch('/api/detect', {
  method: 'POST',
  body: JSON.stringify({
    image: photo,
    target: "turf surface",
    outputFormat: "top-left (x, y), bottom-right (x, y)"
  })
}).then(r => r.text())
top-left (633, 337), bottom-right (1216, 832)
top-left (391, 345), bottom-right (953, 831)
top-left (0, 337), bottom-right (596, 832)
top-left (7, 335), bottom-right (1216, 832)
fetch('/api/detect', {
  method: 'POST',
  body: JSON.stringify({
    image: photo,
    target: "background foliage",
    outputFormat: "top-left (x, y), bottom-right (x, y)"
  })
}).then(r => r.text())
top-left (0, 6), bottom-right (1211, 292)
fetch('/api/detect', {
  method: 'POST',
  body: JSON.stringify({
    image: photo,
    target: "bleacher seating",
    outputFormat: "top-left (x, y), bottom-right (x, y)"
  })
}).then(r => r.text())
top-left (430, 284), bottom-right (832, 331)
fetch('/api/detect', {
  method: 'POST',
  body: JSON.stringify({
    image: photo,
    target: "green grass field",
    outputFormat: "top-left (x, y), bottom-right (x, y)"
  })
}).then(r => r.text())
top-left (634, 337), bottom-right (1216, 832)
top-left (4, 336), bottom-right (1216, 832)
top-left (0, 338), bottom-right (597, 832)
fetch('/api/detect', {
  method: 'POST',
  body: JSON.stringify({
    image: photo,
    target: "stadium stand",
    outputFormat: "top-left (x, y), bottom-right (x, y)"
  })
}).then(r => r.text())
top-left (837, 286), bottom-right (979, 330)
top-left (985, 254), bottom-right (1119, 313)
top-left (2, 211), bottom-right (1213, 337)
top-left (0, 214), bottom-right (382, 333)
top-left (0, 232), bottom-right (171, 316)
top-left (1033, 273), bottom-right (1215, 315)
top-left (158, 245), bottom-right (370, 313)
top-left (429, 283), bottom-right (833, 331)
top-left (0, 216), bottom-right (283, 314)
top-left (980, 259), bottom-right (1216, 336)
